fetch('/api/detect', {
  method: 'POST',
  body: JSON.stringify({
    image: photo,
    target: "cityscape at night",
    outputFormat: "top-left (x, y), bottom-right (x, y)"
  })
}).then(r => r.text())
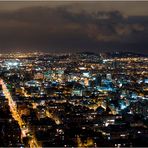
top-left (0, 1), bottom-right (148, 147)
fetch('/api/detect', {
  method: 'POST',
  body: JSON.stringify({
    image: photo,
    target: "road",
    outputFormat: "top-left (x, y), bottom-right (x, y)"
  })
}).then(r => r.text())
top-left (0, 79), bottom-right (40, 148)
top-left (46, 110), bottom-right (61, 125)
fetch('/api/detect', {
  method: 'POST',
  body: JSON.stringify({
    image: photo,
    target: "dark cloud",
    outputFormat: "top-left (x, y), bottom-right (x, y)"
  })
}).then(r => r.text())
top-left (0, 5), bottom-right (147, 54)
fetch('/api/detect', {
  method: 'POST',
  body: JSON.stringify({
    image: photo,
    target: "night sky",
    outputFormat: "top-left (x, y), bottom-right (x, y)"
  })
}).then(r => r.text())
top-left (0, 1), bottom-right (148, 54)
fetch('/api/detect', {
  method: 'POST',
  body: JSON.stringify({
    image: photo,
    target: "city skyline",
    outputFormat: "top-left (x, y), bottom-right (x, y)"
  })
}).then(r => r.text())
top-left (0, 2), bottom-right (148, 147)
top-left (0, 1), bottom-right (148, 54)
top-left (0, 51), bottom-right (148, 147)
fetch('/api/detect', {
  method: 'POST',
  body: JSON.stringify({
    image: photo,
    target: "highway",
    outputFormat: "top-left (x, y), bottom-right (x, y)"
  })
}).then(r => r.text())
top-left (0, 79), bottom-right (40, 148)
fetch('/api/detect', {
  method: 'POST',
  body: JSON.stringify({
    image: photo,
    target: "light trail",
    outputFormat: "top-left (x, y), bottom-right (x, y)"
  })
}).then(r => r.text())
top-left (0, 79), bottom-right (40, 148)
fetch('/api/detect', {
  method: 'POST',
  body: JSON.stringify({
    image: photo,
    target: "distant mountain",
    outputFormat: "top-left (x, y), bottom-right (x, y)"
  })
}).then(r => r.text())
top-left (105, 52), bottom-right (148, 58)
